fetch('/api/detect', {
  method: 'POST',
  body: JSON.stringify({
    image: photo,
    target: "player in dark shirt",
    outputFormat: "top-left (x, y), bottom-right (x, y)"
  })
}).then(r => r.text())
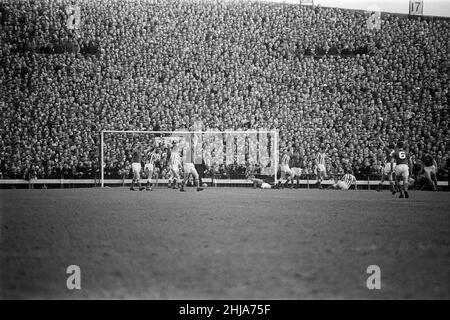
top-left (152, 147), bottom-right (163, 187)
top-left (409, 155), bottom-right (422, 190)
top-left (422, 153), bottom-right (437, 191)
top-left (377, 139), bottom-right (396, 193)
top-left (290, 151), bottom-right (303, 188)
top-left (392, 141), bottom-right (412, 199)
top-left (130, 144), bottom-right (145, 191)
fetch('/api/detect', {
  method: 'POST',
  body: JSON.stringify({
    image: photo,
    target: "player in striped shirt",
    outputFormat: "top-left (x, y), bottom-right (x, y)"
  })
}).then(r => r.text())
top-left (143, 148), bottom-right (161, 191)
top-left (278, 148), bottom-right (293, 188)
top-left (315, 145), bottom-right (328, 189)
top-left (169, 143), bottom-right (182, 189)
top-left (328, 171), bottom-right (357, 190)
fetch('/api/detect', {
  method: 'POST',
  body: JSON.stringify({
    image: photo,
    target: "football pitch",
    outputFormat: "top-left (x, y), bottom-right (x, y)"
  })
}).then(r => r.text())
top-left (1, 187), bottom-right (449, 299)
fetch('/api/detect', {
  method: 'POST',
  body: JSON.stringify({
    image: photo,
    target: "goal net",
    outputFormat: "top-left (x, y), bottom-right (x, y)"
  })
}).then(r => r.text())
top-left (100, 130), bottom-right (279, 187)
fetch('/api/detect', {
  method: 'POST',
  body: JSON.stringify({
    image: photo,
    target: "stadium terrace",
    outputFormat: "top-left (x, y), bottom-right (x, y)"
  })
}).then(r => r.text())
top-left (0, 0), bottom-right (448, 187)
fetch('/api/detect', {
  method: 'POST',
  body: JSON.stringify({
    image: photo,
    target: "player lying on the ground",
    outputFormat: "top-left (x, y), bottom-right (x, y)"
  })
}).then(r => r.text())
top-left (327, 171), bottom-right (357, 190)
top-left (246, 173), bottom-right (274, 189)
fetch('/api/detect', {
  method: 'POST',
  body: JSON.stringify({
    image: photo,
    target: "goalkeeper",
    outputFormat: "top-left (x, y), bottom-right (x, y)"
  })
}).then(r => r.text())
top-left (245, 166), bottom-right (274, 189)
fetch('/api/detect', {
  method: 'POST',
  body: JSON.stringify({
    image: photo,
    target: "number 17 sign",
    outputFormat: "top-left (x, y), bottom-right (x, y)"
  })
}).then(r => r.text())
top-left (409, 0), bottom-right (424, 15)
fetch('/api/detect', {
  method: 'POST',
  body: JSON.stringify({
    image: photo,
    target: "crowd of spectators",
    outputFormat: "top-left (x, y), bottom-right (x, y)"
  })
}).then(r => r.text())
top-left (1, 0), bottom-right (449, 181)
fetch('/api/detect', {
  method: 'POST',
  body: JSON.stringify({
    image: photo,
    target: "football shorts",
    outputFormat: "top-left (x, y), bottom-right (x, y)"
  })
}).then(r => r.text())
top-left (394, 164), bottom-right (409, 179)
top-left (183, 163), bottom-right (199, 179)
top-left (291, 167), bottom-right (302, 177)
top-left (383, 162), bottom-right (396, 175)
top-left (424, 165), bottom-right (436, 176)
top-left (281, 165), bottom-right (292, 176)
top-left (337, 181), bottom-right (349, 190)
top-left (131, 162), bottom-right (142, 179)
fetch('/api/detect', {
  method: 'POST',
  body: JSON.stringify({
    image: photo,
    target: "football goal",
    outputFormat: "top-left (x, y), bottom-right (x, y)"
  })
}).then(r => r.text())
top-left (100, 130), bottom-right (279, 187)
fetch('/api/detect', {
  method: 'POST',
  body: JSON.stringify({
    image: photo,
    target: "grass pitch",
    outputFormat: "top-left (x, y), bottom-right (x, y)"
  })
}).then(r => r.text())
top-left (1, 187), bottom-right (449, 299)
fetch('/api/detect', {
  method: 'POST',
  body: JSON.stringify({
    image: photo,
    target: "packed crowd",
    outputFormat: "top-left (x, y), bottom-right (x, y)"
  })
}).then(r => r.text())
top-left (1, 0), bottom-right (449, 181)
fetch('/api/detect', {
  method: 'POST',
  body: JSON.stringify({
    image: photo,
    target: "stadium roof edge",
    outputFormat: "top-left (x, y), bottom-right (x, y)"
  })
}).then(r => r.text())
top-left (255, 0), bottom-right (450, 20)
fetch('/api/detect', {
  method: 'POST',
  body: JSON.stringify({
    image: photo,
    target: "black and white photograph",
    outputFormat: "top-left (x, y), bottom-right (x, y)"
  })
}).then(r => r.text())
top-left (0, 0), bottom-right (449, 303)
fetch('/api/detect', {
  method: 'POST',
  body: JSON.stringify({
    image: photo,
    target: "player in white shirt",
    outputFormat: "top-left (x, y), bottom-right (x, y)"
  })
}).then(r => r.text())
top-left (179, 137), bottom-right (204, 192)
top-left (290, 167), bottom-right (302, 188)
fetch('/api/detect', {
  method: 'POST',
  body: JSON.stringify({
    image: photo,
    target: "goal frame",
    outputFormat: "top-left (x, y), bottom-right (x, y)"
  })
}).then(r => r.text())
top-left (100, 130), bottom-right (279, 187)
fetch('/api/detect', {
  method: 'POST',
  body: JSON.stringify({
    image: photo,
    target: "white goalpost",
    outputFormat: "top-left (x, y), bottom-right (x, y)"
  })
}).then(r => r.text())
top-left (100, 129), bottom-right (279, 188)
